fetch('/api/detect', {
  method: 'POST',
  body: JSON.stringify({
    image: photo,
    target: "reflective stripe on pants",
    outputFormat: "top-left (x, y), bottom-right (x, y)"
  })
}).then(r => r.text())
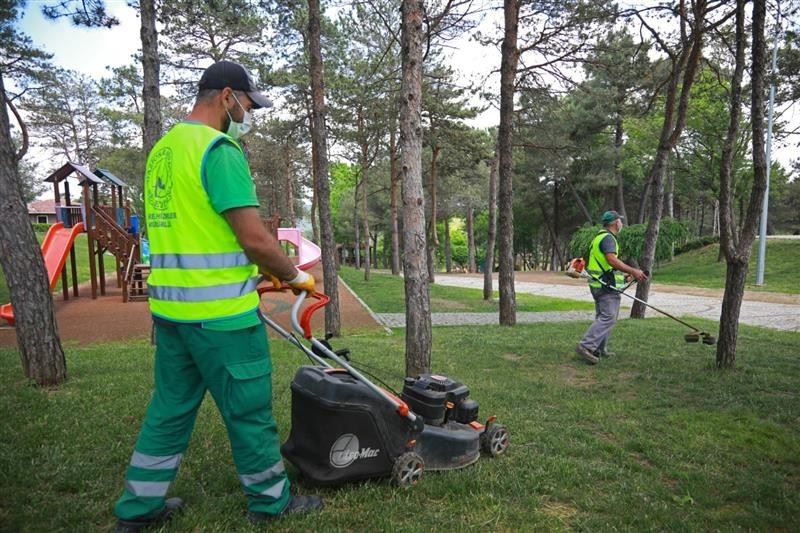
top-left (114, 323), bottom-right (290, 520)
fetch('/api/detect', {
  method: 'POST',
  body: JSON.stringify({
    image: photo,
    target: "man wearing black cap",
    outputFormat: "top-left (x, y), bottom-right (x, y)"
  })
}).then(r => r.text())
top-left (113, 60), bottom-right (322, 531)
top-left (576, 210), bottom-right (647, 365)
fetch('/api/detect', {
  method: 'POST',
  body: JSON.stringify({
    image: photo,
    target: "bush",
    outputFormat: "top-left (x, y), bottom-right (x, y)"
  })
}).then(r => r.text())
top-left (568, 218), bottom-right (691, 266)
top-left (30, 222), bottom-right (51, 233)
top-left (674, 235), bottom-right (720, 255)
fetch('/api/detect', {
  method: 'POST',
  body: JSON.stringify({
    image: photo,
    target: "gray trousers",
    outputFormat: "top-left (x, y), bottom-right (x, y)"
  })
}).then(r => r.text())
top-left (580, 288), bottom-right (621, 353)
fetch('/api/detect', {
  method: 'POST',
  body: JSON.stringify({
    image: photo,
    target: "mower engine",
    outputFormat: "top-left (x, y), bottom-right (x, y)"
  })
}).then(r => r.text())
top-left (402, 374), bottom-right (479, 425)
top-left (402, 374), bottom-right (508, 470)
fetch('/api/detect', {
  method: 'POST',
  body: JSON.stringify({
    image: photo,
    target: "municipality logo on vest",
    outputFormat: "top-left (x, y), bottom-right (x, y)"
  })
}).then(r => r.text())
top-left (147, 147), bottom-right (174, 211)
top-left (329, 434), bottom-right (380, 468)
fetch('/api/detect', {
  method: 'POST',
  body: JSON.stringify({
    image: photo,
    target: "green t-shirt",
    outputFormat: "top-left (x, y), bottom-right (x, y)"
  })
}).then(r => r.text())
top-left (176, 133), bottom-right (261, 331)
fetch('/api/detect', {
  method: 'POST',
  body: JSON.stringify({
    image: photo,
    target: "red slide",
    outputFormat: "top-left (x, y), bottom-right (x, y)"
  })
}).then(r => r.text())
top-left (0, 221), bottom-right (86, 326)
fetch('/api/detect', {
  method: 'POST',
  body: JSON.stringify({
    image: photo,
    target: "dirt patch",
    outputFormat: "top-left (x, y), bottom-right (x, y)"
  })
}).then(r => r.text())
top-left (501, 353), bottom-right (523, 362)
top-left (539, 500), bottom-right (579, 521)
top-left (0, 264), bottom-right (382, 348)
top-left (560, 365), bottom-right (598, 388)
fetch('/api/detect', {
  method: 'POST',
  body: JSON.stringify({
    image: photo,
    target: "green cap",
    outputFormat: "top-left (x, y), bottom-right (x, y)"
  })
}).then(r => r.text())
top-left (601, 210), bottom-right (624, 225)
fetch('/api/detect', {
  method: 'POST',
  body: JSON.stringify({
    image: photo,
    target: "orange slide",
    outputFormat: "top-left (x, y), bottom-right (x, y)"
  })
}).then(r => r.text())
top-left (0, 221), bottom-right (86, 326)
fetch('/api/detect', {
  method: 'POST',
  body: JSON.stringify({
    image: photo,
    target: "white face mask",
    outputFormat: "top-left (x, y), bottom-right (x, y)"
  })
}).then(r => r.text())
top-left (225, 93), bottom-right (252, 139)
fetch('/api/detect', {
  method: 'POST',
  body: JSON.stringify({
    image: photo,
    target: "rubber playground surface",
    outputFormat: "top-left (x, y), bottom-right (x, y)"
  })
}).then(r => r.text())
top-left (0, 264), bottom-right (381, 347)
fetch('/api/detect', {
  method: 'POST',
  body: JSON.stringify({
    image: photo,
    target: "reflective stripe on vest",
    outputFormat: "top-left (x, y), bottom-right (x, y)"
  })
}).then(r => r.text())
top-left (149, 276), bottom-right (260, 302)
top-left (150, 251), bottom-right (251, 269)
top-left (144, 122), bottom-right (259, 321)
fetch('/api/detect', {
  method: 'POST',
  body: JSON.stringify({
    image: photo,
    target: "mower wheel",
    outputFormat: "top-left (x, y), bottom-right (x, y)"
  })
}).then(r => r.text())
top-left (481, 424), bottom-right (510, 457)
top-left (391, 452), bottom-right (424, 486)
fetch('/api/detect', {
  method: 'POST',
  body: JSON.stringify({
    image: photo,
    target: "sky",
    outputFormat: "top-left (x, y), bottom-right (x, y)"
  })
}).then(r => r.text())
top-left (16, 1), bottom-right (797, 171)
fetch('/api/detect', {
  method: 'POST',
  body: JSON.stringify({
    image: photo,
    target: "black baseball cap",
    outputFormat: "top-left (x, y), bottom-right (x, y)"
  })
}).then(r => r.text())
top-left (198, 60), bottom-right (273, 109)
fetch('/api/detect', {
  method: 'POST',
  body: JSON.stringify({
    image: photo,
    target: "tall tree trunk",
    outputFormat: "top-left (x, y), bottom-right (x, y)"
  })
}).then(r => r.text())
top-left (631, 0), bottom-right (706, 319)
top-left (563, 174), bottom-right (592, 225)
top-left (390, 125), bottom-right (401, 275)
top-left (358, 106), bottom-right (371, 281)
top-left (466, 205), bottom-right (476, 273)
top-left (353, 184), bottom-right (360, 268)
top-left (140, 0), bottom-right (162, 156)
top-left (362, 167), bottom-right (371, 281)
top-left (308, 0), bottom-right (340, 336)
top-left (613, 116), bottom-right (627, 220)
top-left (0, 74), bottom-right (66, 386)
top-left (666, 158), bottom-right (674, 219)
top-left (636, 179), bottom-right (651, 224)
top-left (400, 0), bottom-right (431, 377)
top-left (284, 149), bottom-right (295, 226)
top-left (444, 216), bottom-right (452, 272)
top-left (310, 136), bottom-right (320, 243)
top-left (497, 0), bottom-right (520, 325)
top-left (483, 154), bottom-right (498, 300)
top-left (426, 145), bottom-right (440, 283)
top-left (717, 0), bottom-right (767, 368)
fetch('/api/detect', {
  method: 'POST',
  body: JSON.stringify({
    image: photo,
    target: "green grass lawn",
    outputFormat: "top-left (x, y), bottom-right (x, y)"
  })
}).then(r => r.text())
top-left (1, 318), bottom-right (799, 531)
top-left (0, 233), bottom-right (117, 304)
top-left (339, 266), bottom-right (593, 313)
top-left (655, 239), bottom-right (798, 294)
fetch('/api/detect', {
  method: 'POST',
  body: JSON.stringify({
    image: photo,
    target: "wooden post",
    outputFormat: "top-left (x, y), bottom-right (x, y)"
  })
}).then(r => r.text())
top-left (82, 181), bottom-right (98, 299)
top-left (70, 246), bottom-right (78, 297)
top-left (61, 264), bottom-right (69, 301)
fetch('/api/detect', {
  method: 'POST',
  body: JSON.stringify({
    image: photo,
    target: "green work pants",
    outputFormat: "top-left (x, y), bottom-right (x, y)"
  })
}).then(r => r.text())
top-left (114, 323), bottom-right (290, 520)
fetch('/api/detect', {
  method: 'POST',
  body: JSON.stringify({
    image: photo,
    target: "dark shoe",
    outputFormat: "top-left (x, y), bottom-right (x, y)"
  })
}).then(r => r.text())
top-left (596, 349), bottom-right (616, 358)
top-left (575, 344), bottom-right (599, 365)
top-left (248, 495), bottom-right (324, 524)
top-left (115, 497), bottom-right (184, 532)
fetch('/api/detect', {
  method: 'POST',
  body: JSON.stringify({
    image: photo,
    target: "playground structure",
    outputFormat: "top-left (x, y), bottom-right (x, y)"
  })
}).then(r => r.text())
top-left (1, 162), bottom-right (142, 325)
top-left (1, 163), bottom-right (322, 326)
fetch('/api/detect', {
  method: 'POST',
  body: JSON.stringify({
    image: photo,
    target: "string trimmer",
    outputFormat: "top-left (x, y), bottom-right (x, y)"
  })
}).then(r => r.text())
top-left (566, 258), bottom-right (716, 345)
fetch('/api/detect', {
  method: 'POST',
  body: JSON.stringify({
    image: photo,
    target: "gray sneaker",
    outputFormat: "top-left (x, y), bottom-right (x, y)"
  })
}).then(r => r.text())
top-left (575, 344), bottom-right (599, 365)
top-left (596, 349), bottom-right (616, 358)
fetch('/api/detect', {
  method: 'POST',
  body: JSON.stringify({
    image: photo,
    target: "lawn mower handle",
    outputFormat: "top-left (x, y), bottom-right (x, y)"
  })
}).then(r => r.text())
top-left (289, 290), bottom-right (419, 425)
top-left (257, 284), bottom-right (328, 339)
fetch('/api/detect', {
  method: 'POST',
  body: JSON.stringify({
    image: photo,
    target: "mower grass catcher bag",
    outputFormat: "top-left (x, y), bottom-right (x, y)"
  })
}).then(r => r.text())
top-left (281, 366), bottom-right (421, 486)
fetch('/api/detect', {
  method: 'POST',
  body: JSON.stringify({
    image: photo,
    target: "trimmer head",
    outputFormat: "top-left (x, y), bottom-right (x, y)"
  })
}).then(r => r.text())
top-left (684, 331), bottom-right (716, 345)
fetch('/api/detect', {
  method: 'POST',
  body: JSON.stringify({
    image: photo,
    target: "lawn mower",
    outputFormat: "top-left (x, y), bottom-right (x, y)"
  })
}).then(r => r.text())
top-left (257, 286), bottom-right (509, 487)
top-left (566, 258), bottom-right (716, 345)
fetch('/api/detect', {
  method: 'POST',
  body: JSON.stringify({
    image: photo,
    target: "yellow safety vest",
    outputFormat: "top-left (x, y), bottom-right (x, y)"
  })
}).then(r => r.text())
top-left (586, 230), bottom-right (625, 290)
top-left (144, 122), bottom-right (259, 322)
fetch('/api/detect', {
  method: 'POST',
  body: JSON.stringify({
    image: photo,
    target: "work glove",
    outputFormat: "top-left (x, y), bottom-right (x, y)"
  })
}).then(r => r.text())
top-left (259, 269), bottom-right (283, 290)
top-left (287, 270), bottom-right (316, 295)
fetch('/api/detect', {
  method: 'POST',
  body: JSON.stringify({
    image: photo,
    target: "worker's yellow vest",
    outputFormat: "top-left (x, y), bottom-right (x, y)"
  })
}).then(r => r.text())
top-left (144, 122), bottom-right (258, 322)
top-left (586, 230), bottom-right (625, 290)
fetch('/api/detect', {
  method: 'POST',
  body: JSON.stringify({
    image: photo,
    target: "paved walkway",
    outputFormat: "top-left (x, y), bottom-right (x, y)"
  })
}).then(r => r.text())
top-left (376, 273), bottom-right (800, 332)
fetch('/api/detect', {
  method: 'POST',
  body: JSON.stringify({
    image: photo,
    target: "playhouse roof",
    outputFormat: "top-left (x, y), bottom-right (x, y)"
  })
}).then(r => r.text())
top-left (44, 162), bottom-right (104, 185)
top-left (27, 198), bottom-right (61, 214)
top-left (94, 168), bottom-right (128, 188)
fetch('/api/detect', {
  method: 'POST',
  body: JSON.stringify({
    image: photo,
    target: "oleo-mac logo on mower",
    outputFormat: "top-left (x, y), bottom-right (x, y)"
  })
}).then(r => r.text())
top-left (329, 434), bottom-right (379, 468)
